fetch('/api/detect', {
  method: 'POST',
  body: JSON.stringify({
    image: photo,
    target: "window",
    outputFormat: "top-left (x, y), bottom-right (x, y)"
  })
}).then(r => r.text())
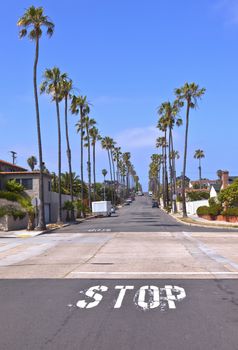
top-left (21, 178), bottom-right (33, 190)
top-left (48, 181), bottom-right (51, 192)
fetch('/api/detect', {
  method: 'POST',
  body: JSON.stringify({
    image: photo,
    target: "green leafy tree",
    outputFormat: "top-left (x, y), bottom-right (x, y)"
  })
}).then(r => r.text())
top-left (175, 82), bottom-right (206, 217)
top-left (218, 179), bottom-right (238, 207)
top-left (17, 6), bottom-right (54, 230)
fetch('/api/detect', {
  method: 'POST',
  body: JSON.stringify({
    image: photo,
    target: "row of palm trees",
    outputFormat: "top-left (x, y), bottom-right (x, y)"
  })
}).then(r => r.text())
top-left (149, 82), bottom-right (206, 217)
top-left (17, 6), bottom-right (140, 230)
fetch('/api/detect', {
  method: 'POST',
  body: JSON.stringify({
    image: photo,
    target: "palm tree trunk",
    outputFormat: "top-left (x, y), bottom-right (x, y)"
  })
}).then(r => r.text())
top-left (93, 143), bottom-right (96, 201)
top-left (64, 96), bottom-right (75, 221)
top-left (87, 126), bottom-right (92, 209)
top-left (199, 158), bottom-right (202, 188)
top-left (168, 128), bottom-right (173, 206)
top-left (162, 147), bottom-right (166, 208)
top-left (56, 98), bottom-right (62, 223)
top-left (34, 36), bottom-right (46, 230)
top-left (164, 130), bottom-right (169, 207)
top-left (110, 150), bottom-right (116, 204)
top-left (182, 101), bottom-right (190, 217)
top-left (107, 149), bottom-right (113, 204)
top-left (169, 128), bottom-right (177, 213)
top-left (80, 106), bottom-right (84, 217)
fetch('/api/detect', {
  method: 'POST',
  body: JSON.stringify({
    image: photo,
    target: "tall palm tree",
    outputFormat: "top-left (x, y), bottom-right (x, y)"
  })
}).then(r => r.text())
top-left (82, 116), bottom-right (96, 209)
top-left (156, 136), bottom-right (167, 208)
top-left (90, 127), bottom-right (101, 201)
top-left (17, 6), bottom-right (54, 230)
top-left (194, 149), bottom-right (205, 187)
top-left (71, 95), bottom-right (89, 216)
top-left (40, 67), bottom-right (67, 223)
top-left (101, 137), bottom-right (115, 203)
top-left (102, 169), bottom-right (108, 200)
top-left (27, 156), bottom-right (37, 171)
top-left (175, 82), bottom-right (205, 217)
top-left (60, 77), bottom-right (75, 220)
top-left (122, 152), bottom-right (131, 195)
top-left (158, 101), bottom-right (182, 212)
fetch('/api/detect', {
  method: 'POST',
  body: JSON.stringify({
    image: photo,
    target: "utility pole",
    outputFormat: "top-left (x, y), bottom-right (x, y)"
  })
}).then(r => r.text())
top-left (10, 151), bottom-right (17, 164)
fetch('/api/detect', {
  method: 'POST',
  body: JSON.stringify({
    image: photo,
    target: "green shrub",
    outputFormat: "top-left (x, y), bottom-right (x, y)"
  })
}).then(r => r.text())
top-left (197, 205), bottom-right (221, 216)
top-left (197, 206), bottom-right (210, 216)
top-left (221, 207), bottom-right (238, 217)
top-left (0, 205), bottom-right (26, 220)
top-left (5, 180), bottom-right (24, 193)
top-left (187, 191), bottom-right (210, 201)
top-left (0, 191), bottom-right (19, 202)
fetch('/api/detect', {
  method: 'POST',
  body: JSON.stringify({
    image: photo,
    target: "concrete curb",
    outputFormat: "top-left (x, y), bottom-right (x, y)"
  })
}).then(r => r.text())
top-left (168, 211), bottom-right (238, 230)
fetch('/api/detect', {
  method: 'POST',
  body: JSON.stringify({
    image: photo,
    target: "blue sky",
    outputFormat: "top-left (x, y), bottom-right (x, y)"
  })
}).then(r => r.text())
top-left (0, 0), bottom-right (238, 189)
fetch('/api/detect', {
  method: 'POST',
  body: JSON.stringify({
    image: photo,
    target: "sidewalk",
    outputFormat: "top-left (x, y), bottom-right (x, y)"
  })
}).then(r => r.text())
top-left (172, 212), bottom-right (238, 228)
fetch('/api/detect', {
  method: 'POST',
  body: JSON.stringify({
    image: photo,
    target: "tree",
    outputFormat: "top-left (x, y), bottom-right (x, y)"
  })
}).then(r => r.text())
top-left (71, 95), bottom-right (89, 216)
top-left (17, 6), bottom-right (54, 230)
top-left (218, 179), bottom-right (238, 207)
top-left (156, 136), bottom-right (168, 208)
top-left (194, 149), bottom-right (205, 187)
top-left (90, 127), bottom-right (101, 201)
top-left (101, 137), bottom-right (115, 203)
top-left (40, 67), bottom-right (67, 223)
top-left (175, 82), bottom-right (205, 217)
top-left (82, 116), bottom-right (96, 209)
top-left (102, 169), bottom-right (108, 200)
top-left (158, 100), bottom-right (182, 212)
top-left (27, 156), bottom-right (37, 171)
top-left (60, 76), bottom-right (75, 221)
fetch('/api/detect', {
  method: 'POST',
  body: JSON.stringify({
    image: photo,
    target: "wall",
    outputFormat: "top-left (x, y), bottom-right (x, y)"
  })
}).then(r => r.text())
top-left (0, 215), bottom-right (28, 232)
top-left (50, 192), bottom-right (75, 222)
top-left (177, 200), bottom-right (209, 215)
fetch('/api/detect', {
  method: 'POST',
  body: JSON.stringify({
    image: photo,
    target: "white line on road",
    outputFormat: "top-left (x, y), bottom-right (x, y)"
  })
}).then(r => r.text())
top-left (70, 271), bottom-right (238, 275)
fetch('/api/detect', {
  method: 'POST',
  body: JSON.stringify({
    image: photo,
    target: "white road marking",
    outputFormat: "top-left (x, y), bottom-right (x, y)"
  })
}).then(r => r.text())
top-left (114, 286), bottom-right (134, 308)
top-left (76, 285), bottom-right (186, 310)
top-left (70, 271), bottom-right (238, 275)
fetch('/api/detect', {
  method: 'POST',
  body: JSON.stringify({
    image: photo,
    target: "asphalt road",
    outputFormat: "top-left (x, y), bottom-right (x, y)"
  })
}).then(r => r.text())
top-left (0, 196), bottom-right (238, 349)
top-left (0, 279), bottom-right (238, 350)
top-left (59, 195), bottom-right (238, 233)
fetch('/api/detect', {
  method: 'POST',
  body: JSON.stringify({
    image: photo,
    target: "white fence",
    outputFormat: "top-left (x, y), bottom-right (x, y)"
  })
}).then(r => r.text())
top-left (177, 200), bottom-right (209, 215)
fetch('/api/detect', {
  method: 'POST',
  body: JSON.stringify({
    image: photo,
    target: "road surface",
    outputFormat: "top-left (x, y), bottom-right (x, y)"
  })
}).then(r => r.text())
top-left (0, 196), bottom-right (238, 349)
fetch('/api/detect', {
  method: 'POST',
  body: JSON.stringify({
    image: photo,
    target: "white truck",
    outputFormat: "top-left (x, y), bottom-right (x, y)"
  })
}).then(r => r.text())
top-left (92, 201), bottom-right (112, 217)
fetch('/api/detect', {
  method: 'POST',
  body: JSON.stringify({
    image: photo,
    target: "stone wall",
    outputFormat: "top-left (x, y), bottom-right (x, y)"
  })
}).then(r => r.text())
top-left (0, 215), bottom-right (28, 232)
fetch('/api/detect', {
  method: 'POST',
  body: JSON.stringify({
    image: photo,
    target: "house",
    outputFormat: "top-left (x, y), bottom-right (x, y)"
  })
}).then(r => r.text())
top-left (189, 179), bottom-right (218, 190)
top-left (0, 159), bottom-right (27, 172)
top-left (0, 160), bottom-right (73, 224)
top-left (210, 171), bottom-right (238, 198)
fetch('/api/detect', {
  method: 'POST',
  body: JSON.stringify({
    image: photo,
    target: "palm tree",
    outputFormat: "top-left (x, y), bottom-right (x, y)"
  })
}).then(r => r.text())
top-left (194, 149), bottom-right (205, 187)
top-left (71, 95), bottom-right (89, 216)
top-left (156, 136), bottom-right (168, 208)
top-left (82, 116), bottom-right (96, 209)
top-left (122, 152), bottom-right (131, 195)
top-left (101, 137), bottom-right (115, 203)
top-left (175, 82), bottom-right (206, 217)
top-left (60, 77), bottom-right (75, 221)
top-left (27, 156), bottom-right (37, 171)
top-left (90, 127), bottom-right (101, 201)
top-left (40, 67), bottom-right (67, 223)
top-left (17, 6), bottom-right (54, 230)
top-left (102, 169), bottom-right (108, 200)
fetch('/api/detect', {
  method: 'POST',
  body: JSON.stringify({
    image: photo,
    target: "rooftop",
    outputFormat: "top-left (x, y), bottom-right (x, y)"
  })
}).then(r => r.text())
top-left (0, 159), bottom-right (27, 171)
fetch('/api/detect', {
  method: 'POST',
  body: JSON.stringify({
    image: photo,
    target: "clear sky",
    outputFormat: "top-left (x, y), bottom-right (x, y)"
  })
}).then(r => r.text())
top-left (0, 0), bottom-right (238, 189)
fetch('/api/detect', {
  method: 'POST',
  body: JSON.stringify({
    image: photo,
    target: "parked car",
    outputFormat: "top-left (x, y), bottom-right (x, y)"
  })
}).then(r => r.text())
top-left (124, 200), bottom-right (130, 206)
top-left (148, 191), bottom-right (153, 197)
top-left (152, 201), bottom-right (159, 208)
top-left (127, 197), bottom-right (133, 203)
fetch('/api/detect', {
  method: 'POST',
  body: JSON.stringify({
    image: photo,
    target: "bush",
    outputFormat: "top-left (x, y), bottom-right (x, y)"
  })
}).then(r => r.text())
top-left (0, 205), bottom-right (26, 220)
top-left (5, 180), bottom-right (24, 193)
top-left (221, 207), bottom-right (238, 217)
top-left (197, 205), bottom-right (221, 216)
top-left (187, 191), bottom-right (210, 201)
top-left (0, 191), bottom-right (19, 202)
top-left (197, 206), bottom-right (210, 216)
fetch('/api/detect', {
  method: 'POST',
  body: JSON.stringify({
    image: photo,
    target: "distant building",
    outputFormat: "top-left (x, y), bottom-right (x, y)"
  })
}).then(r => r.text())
top-left (0, 159), bottom-right (27, 172)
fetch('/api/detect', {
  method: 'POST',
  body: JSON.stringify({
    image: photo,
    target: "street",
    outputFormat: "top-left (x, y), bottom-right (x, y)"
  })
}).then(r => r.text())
top-left (0, 196), bottom-right (238, 349)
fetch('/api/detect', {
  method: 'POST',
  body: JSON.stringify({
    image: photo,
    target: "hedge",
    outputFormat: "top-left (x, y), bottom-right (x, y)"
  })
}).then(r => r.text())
top-left (0, 205), bottom-right (26, 220)
top-left (187, 191), bottom-right (210, 201)
top-left (221, 208), bottom-right (238, 217)
top-left (197, 205), bottom-right (221, 216)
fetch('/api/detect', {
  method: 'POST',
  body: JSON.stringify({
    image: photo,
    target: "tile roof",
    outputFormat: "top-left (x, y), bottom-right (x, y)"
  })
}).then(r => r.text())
top-left (0, 171), bottom-right (52, 177)
top-left (0, 159), bottom-right (27, 171)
